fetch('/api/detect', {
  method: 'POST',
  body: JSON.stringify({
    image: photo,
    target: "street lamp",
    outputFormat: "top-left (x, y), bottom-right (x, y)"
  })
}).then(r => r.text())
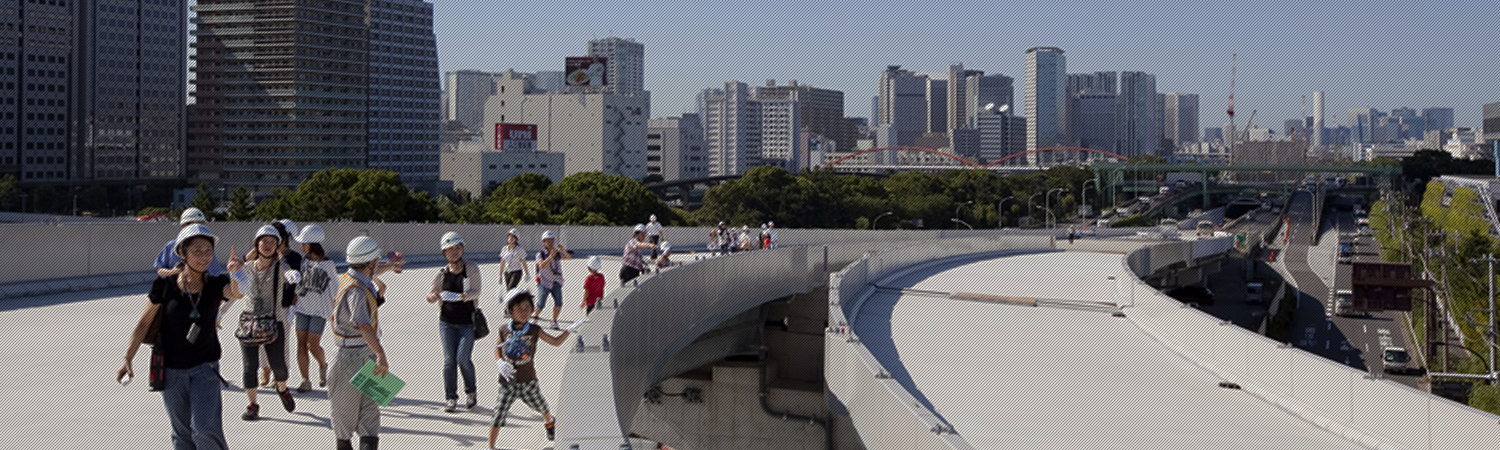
top-left (1046, 188), bottom-right (1068, 229)
top-left (954, 200), bottom-right (973, 228)
top-left (872, 211), bottom-right (895, 230)
top-left (997, 196), bottom-right (1014, 229)
top-left (1028, 192), bottom-right (1044, 228)
top-left (1081, 179), bottom-right (1098, 218)
top-left (950, 218), bottom-right (974, 230)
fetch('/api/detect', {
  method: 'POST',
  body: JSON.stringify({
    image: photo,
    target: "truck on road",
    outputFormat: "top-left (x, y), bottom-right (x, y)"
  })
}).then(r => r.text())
top-left (1333, 289), bottom-right (1359, 317)
top-left (1382, 347), bottom-right (1412, 374)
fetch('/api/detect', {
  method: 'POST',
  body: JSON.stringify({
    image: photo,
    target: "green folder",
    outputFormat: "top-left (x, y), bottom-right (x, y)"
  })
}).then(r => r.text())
top-left (349, 359), bottom-right (405, 407)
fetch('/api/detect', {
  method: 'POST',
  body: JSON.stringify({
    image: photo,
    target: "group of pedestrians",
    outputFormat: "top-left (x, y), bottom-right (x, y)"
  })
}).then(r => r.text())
top-left (121, 208), bottom-right (399, 450)
top-left (707, 221), bottom-right (779, 255)
top-left (123, 210), bottom-right (683, 449)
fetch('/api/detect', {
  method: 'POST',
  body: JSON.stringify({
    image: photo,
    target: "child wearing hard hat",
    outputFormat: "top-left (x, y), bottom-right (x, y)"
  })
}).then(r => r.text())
top-left (656, 241), bottom-right (675, 270)
top-left (580, 256), bottom-right (606, 316)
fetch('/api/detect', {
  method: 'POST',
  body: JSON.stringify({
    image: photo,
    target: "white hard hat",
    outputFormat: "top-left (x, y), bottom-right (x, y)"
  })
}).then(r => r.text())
top-left (507, 228), bottom-right (519, 237)
top-left (742, 225), bottom-right (749, 231)
top-left (174, 224), bottom-right (217, 256)
top-left (254, 225), bottom-right (281, 245)
top-left (586, 256), bottom-right (602, 271)
top-left (540, 230), bottom-right (555, 241)
top-left (768, 221), bottom-right (774, 227)
top-left (346, 236), bottom-right (382, 265)
top-left (179, 207), bottom-right (206, 225)
top-left (660, 241), bottom-right (671, 252)
top-left (440, 231), bottom-right (465, 250)
top-left (633, 224), bottom-right (647, 233)
top-left (295, 224), bottom-right (324, 244)
top-left (278, 219), bottom-right (299, 237)
top-left (649, 214), bottom-right (657, 222)
top-left (760, 223), bottom-right (767, 229)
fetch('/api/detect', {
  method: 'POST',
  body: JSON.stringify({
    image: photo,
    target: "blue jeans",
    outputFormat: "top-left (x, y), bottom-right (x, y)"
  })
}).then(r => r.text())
top-left (536, 283), bottom-right (564, 310)
top-left (160, 362), bottom-right (228, 450)
top-left (439, 321), bottom-right (476, 400)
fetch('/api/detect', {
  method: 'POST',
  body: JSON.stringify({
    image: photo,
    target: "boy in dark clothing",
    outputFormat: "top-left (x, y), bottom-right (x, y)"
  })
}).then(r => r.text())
top-left (489, 289), bottom-right (586, 446)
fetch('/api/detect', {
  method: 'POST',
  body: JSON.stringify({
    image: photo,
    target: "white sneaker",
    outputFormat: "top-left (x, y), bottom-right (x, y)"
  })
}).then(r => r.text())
top-left (443, 399), bottom-right (458, 413)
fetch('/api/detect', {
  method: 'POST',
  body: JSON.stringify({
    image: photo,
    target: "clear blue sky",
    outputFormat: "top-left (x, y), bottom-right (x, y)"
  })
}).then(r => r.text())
top-left (434, 0), bottom-right (1498, 130)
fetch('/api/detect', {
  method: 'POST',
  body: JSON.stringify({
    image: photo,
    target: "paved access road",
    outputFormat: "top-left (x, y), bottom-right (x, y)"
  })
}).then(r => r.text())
top-left (1280, 190), bottom-right (1424, 389)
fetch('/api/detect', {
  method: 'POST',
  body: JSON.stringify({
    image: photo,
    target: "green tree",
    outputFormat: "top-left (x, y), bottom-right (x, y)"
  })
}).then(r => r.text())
top-left (31, 185), bottom-right (61, 214)
top-left (405, 191), bottom-right (440, 222)
top-left (554, 206), bottom-right (610, 225)
top-left (546, 172), bottom-right (668, 226)
top-left (190, 183), bottom-right (217, 216)
top-left (291, 168), bottom-right (362, 220)
top-left (253, 188), bottom-right (295, 221)
top-left (486, 197), bottom-right (552, 224)
top-left (0, 175), bottom-right (17, 210)
top-left (345, 170), bottom-right (410, 222)
top-left (486, 172), bottom-right (552, 202)
top-left (228, 187), bottom-right (253, 221)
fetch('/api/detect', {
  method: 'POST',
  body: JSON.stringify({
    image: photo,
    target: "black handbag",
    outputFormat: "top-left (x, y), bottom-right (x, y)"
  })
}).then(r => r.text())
top-left (472, 308), bottom-right (490, 340)
top-left (148, 293), bottom-right (167, 391)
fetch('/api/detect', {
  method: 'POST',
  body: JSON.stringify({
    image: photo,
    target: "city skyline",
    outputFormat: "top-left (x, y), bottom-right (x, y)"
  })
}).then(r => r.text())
top-left (433, 1), bottom-right (1498, 130)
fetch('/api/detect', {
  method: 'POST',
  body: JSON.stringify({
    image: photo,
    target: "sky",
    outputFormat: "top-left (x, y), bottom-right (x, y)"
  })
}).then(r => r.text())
top-left (433, 0), bottom-right (1499, 130)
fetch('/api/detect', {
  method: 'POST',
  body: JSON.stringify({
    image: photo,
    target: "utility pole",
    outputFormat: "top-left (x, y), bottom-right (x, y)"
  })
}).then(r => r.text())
top-left (1480, 254), bottom-right (1499, 384)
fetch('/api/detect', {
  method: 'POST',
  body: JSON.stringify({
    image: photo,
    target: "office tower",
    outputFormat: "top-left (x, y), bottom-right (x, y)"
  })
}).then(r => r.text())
top-left (588, 36), bottom-right (644, 96)
top-left (444, 71), bottom-right (499, 132)
top-left (1073, 90), bottom-right (1117, 151)
top-left (1115, 71), bottom-right (1157, 157)
top-left (965, 72), bottom-right (1014, 128)
top-left (926, 77), bottom-right (947, 133)
top-left (700, 81), bottom-right (761, 176)
top-left (647, 114), bottom-right (708, 181)
top-left (946, 63), bottom-right (985, 133)
top-left (878, 65), bottom-right (928, 147)
top-left (3, 0), bottom-right (187, 184)
top-left (756, 99), bottom-right (801, 171)
top-left (482, 70), bottom-right (648, 179)
top-left (870, 96), bottom-right (879, 131)
top-left (1311, 91), bottom-right (1325, 147)
top-left (1025, 47), bottom-right (1066, 154)
top-left (1348, 107), bottom-right (1381, 143)
top-left (1162, 93), bottom-right (1199, 150)
top-left (190, 0), bottom-right (440, 191)
top-left (1422, 107), bottom-right (1454, 133)
top-left (1067, 71), bottom-right (1117, 95)
top-left (755, 79), bottom-right (855, 153)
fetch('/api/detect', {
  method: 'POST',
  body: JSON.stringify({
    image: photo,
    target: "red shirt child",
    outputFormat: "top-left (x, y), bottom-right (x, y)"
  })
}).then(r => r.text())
top-left (581, 256), bottom-right (606, 315)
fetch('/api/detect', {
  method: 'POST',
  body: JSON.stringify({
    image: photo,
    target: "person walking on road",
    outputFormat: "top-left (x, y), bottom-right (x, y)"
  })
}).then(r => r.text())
top-left (119, 224), bottom-right (243, 450)
top-left (488, 289), bottom-right (586, 447)
top-left (230, 225), bottom-right (299, 421)
top-left (765, 222), bottom-right (779, 249)
top-left (580, 256), bottom-right (606, 316)
top-left (258, 220), bottom-right (302, 388)
top-left (498, 229), bottom-right (529, 290)
top-left (155, 208), bottom-right (224, 278)
top-left (328, 236), bottom-right (396, 450)
top-left (534, 231), bottom-right (570, 329)
top-left (621, 224), bottom-right (657, 284)
top-left (645, 214), bottom-right (663, 258)
top-left (425, 232), bottom-right (483, 413)
top-left (292, 225), bottom-right (336, 393)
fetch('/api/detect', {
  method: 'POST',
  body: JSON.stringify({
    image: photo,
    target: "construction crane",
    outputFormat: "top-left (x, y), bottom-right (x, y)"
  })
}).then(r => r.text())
top-left (1227, 53), bottom-right (1237, 151)
top-left (1240, 110), bottom-right (1258, 142)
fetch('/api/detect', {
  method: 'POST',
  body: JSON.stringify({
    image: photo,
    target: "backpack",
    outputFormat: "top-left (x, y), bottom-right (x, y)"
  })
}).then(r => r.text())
top-left (501, 321), bottom-right (534, 364)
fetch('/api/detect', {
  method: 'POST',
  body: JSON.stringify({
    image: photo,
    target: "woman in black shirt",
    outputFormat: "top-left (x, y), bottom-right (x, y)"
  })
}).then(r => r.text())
top-left (118, 224), bottom-right (245, 450)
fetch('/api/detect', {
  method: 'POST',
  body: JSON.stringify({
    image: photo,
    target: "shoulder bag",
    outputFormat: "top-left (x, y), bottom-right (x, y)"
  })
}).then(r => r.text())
top-left (235, 261), bottom-right (282, 346)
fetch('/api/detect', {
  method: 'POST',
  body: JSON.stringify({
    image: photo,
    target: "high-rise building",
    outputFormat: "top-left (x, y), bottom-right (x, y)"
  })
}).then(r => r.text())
top-left (1348, 107), bottom-right (1381, 143)
top-left (647, 114), bottom-right (708, 181)
top-left (972, 106), bottom-right (1025, 164)
top-left (1072, 90), bottom-right (1117, 152)
top-left (1162, 93), bottom-right (1199, 150)
top-left (1421, 107), bottom-right (1454, 133)
top-left (1024, 47), bottom-right (1067, 154)
top-left (965, 72), bottom-right (1014, 127)
top-left (444, 71), bottom-right (499, 133)
top-left (1484, 102), bottom-right (1500, 148)
top-left (190, 0), bottom-right (440, 191)
top-left (925, 77), bottom-right (947, 133)
top-left (1312, 91), bottom-right (1325, 147)
top-left (1067, 71), bottom-right (1117, 95)
top-left (946, 64), bottom-right (986, 134)
top-left (754, 79), bottom-right (854, 153)
top-left (482, 70), bottom-right (649, 179)
top-left (756, 99), bottom-right (802, 171)
top-left (878, 66), bottom-right (928, 147)
top-left (2, 0), bottom-right (187, 184)
top-left (870, 96), bottom-right (879, 130)
top-left (700, 81), bottom-right (761, 176)
top-left (1115, 71), bottom-right (1157, 157)
top-left (365, 0), bottom-right (441, 189)
top-left (588, 36), bottom-right (644, 96)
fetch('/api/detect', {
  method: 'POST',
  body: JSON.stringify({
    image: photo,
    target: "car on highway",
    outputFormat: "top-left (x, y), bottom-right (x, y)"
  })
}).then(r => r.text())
top-left (1382, 347), bottom-right (1412, 374)
top-left (1333, 289), bottom-right (1360, 317)
top-left (1338, 243), bottom-right (1354, 264)
top-left (1167, 285), bottom-right (1215, 306)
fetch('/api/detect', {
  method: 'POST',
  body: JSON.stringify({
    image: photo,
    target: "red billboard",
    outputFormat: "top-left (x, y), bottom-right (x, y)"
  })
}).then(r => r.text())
top-left (564, 56), bottom-right (608, 87)
top-left (494, 123), bottom-right (538, 151)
